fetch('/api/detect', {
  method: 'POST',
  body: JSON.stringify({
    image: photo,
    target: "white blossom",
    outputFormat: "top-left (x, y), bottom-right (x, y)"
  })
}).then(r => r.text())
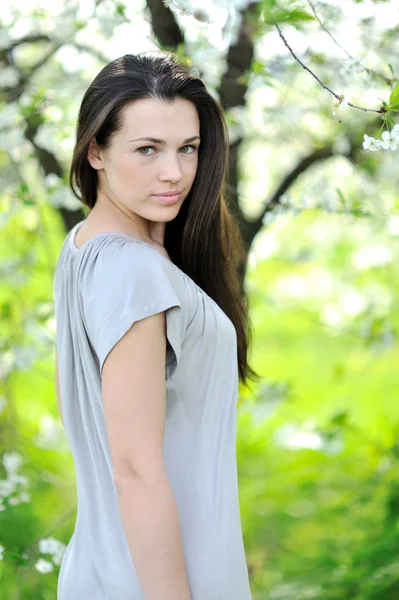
top-left (163, 0), bottom-right (194, 15)
top-left (0, 351), bottom-right (14, 380)
top-left (0, 103), bottom-right (21, 128)
top-left (33, 414), bottom-right (69, 451)
top-left (45, 173), bottom-right (62, 189)
top-left (0, 66), bottom-right (20, 88)
top-left (18, 92), bottom-right (34, 107)
top-left (33, 124), bottom-right (60, 154)
top-left (49, 4), bottom-right (79, 43)
top-left (166, 0), bottom-right (253, 10)
top-left (380, 130), bottom-right (397, 151)
top-left (0, 452), bottom-right (31, 508)
top-left (9, 473), bottom-right (29, 487)
top-left (12, 345), bottom-right (37, 371)
top-left (8, 496), bottom-right (21, 506)
top-left (51, 548), bottom-right (65, 566)
top-left (274, 421), bottom-right (344, 455)
top-left (96, 0), bottom-right (129, 38)
top-left (0, 544), bottom-right (4, 560)
top-left (1, 127), bottom-right (26, 152)
top-left (18, 491), bottom-right (31, 503)
top-left (391, 124), bottom-right (399, 142)
top-left (363, 127), bottom-right (399, 152)
top-left (0, 29), bottom-right (11, 50)
top-left (39, 537), bottom-right (62, 555)
top-left (340, 56), bottom-right (365, 78)
top-left (49, 185), bottom-right (82, 211)
top-left (338, 289), bottom-right (367, 317)
top-left (321, 304), bottom-right (344, 328)
top-left (363, 134), bottom-right (381, 151)
top-left (0, 478), bottom-right (16, 497)
top-left (352, 245), bottom-right (393, 270)
top-left (274, 267), bottom-right (334, 302)
top-left (39, 537), bottom-right (66, 566)
top-left (3, 452), bottom-right (23, 475)
top-left (389, 131), bottom-right (398, 149)
top-left (35, 558), bottom-right (54, 574)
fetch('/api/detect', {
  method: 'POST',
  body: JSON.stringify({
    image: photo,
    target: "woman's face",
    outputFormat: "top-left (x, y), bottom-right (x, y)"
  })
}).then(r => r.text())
top-left (88, 97), bottom-right (200, 224)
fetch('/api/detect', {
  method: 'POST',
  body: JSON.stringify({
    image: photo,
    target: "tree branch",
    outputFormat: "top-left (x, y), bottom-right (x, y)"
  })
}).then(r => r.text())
top-left (3, 44), bottom-right (62, 101)
top-left (6, 34), bottom-right (52, 50)
top-left (218, 2), bottom-right (260, 111)
top-left (23, 116), bottom-right (84, 231)
top-left (145, 0), bottom-right (184, 48)
top-left (1, 38), bottom-right (108, 101)
top-left (275, 23), bottom-right (387, 114)
top-left (73, 43), bottom-right (109, 64)
top-left (307, 0), bottom-right (393, 87)
top-left (217, 2), bottom-right (261, 247)
top-left (244, 145), bottom-right (353, 246)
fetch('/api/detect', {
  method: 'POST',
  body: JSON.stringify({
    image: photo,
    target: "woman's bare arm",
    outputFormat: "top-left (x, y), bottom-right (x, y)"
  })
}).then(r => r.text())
top-left (101, 311), bottom-right (191, 600)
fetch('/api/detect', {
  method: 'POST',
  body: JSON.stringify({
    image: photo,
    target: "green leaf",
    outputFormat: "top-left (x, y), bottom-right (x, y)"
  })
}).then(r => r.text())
top-left (330, 410), bottom-right (349, 427)
top-left (262, 6), bottom-right (315, 26)
top-left (252, 59), bottom-right (265, 75)
top-left (382, 114), bottom-right (397, 127)
top-left (389, 81), bottom-right (399, 105)
top-left (335, 188), bottom-right (346, 207)
top-left (282, 9), bottom-right (316, 22)
top-left (116, 2), bottom-right (126, 16)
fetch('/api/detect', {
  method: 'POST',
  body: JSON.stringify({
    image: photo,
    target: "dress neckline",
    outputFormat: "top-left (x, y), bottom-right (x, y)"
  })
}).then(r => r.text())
top-left (68, 220), bottom-right (172, 262)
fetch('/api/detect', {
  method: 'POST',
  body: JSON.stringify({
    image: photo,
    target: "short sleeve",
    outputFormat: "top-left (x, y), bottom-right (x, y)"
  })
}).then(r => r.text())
top-left (79, 240), bottom-right (183, 380)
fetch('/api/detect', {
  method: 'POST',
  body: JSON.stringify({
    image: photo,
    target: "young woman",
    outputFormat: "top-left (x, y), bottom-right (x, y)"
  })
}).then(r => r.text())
top-left (54, 50), bottom-right (258, 600)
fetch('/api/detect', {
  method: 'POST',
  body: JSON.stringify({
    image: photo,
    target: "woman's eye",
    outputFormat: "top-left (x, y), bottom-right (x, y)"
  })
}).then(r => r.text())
top-left (137, 146), bottom-right (155, 155)
top-left (137, 145), bottom-right (197, 155)
top-left (180, 145), bottom-right (197, 154)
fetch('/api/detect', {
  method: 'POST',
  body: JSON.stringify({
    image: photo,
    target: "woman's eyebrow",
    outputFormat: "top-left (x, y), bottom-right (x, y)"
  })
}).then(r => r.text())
top-left (127, 135), bottom-right (201, 144)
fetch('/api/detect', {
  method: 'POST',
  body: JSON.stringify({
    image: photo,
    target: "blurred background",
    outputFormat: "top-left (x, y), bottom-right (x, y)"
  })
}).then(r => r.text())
top-left (1, 0), bottom-right (399, 598)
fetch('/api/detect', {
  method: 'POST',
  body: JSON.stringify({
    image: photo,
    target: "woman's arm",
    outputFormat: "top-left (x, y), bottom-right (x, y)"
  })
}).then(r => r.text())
top-left (102, 310), bottom-right (192, 600)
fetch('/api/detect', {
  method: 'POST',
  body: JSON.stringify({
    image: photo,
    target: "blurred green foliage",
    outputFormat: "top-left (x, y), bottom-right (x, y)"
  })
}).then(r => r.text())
top-left (1, 0), bottom-right (399, 598)
top-left (1, 202), bottom-right (399, 598)
top-left (238, 209), bottom-right (399, 598)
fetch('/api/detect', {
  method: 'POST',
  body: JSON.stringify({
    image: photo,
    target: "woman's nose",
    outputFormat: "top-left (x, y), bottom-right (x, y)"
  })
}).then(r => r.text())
top-left (158, 153), bottom-right (183, 182)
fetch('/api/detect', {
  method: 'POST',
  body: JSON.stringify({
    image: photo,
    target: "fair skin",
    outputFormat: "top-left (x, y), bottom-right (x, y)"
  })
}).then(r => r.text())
top-left (56, 97), bottom-right (200, 598)
top-left (77, 97), bottom-right (201, 257)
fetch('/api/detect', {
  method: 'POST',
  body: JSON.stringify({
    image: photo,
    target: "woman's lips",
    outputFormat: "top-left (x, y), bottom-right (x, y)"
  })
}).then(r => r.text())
top-left (152, 192), bottom-right (182, 204)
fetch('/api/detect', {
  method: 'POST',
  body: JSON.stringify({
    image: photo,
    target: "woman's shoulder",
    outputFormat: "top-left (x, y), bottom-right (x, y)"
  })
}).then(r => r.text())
top-left (74, 235), bottom-right (185, 298)
top-left (75, 222), bottom-right (172, 262)
top-left (71, 233), bottom-right (170, 270)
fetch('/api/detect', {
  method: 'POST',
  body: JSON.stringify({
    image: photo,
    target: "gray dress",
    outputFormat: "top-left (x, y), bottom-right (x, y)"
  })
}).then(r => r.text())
top-left (54, 219), bottom-right (252, 600)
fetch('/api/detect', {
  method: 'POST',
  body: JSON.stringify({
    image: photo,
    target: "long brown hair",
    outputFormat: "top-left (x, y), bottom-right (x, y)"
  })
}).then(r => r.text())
top-left (69, 51), bottom-right (260, 387)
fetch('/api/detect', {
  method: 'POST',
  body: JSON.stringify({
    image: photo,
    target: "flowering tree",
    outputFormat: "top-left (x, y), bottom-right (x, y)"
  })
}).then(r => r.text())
top-left (0, 0), bottom-right (398, 597)
top-left (1, 0), bottom-right (398, 273)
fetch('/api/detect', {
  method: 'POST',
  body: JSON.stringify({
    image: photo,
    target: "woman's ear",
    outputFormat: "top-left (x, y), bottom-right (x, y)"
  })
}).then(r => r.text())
top-left (87, 138), bottom-right (104, 170)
